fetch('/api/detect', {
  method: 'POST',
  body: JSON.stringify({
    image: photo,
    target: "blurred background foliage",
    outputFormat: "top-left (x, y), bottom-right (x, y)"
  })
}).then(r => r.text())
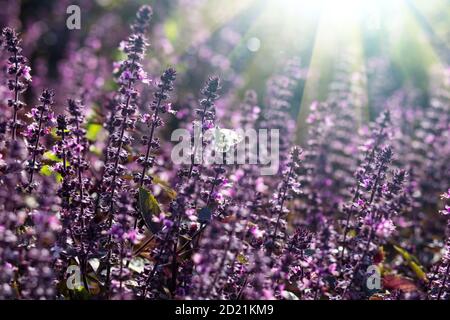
top-left (1, 0), bottom-right (450, 141)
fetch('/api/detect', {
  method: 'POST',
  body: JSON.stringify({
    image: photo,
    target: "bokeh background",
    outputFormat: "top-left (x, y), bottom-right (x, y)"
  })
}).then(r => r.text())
top-left (2, 0), bottom-right (449, 141)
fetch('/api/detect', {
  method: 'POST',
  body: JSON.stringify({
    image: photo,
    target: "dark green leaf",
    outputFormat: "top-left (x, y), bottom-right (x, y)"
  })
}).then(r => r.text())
top-left (138, 187), bottom-right (161, 233)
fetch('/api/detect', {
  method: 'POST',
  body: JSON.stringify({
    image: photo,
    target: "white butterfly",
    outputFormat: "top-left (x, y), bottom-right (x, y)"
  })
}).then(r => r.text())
top-left (206, 127), bottom-right (244, 153)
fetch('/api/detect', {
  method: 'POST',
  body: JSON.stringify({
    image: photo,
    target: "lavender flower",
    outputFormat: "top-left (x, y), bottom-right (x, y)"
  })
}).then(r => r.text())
top-left (100, 4), bottom-right (153, 291)
top-left (1, 27), bottom-right (32, 140)
top-left (428, 189), bottom-right (450, 300)
top-left (140, 76), bottom-right (223, 298)
top-left (339, 146), bottom-right (410, 299)
top-left (266, 146), bottom-right (303, 250)
top-left (136, 67), bottom-right (176, 187)
top-left (23, 89), bottom-right (55, 192)
top-left (340, 110), bottom-right (391, 260)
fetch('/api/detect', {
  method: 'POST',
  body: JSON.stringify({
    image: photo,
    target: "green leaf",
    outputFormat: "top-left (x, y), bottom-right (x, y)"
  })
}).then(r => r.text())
top-left (43, 151), bottom-right (62, 162)
top-left (72, 286), bottom-right (91, 300)
top-left (393, 245), bottom-right (428, 282)
top-left (55, 172), bottom-right (63, 183)
top-left (237, 253), bottom-right (248, 264)
top-left (393, 245), bottom-right (418, 263)
top-left (86, 123), bottom-right (103, 141)
top-left (138, 187), bottom-right (161, 234)
top-left (151, 174), bottom-right (177, 199)
top-left (348, 229), bottom-right (357, 238)
top-left (40, 165), bottom-right (53, 176)
top-left (410, 261), bottom-right (428, 282)
top-left (50, 127), bottom-right (59, 140)
top-left (43, 151), bottom-right (68, 169)
top-left (39, 165), bottom-right (62, 183)
top-left (164, 20), bottom-right (178, 42)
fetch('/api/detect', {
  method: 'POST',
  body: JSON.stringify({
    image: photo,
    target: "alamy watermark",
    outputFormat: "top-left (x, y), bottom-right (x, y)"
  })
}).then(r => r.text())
top-left (66, 265), bottom-right (82, 290)
top-left (66, 5), bottom-right (81, 30)
top-left (366, 265), bottom-right (381, 290)
top-left (171, 125), bottom-right (280, 175)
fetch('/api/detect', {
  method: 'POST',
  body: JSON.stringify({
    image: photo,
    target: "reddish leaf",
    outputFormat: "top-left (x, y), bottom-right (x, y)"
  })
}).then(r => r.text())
top-left (382, 275), bottom-right (417, 292)
top-left (373, 246), bottom-right (385, 264)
